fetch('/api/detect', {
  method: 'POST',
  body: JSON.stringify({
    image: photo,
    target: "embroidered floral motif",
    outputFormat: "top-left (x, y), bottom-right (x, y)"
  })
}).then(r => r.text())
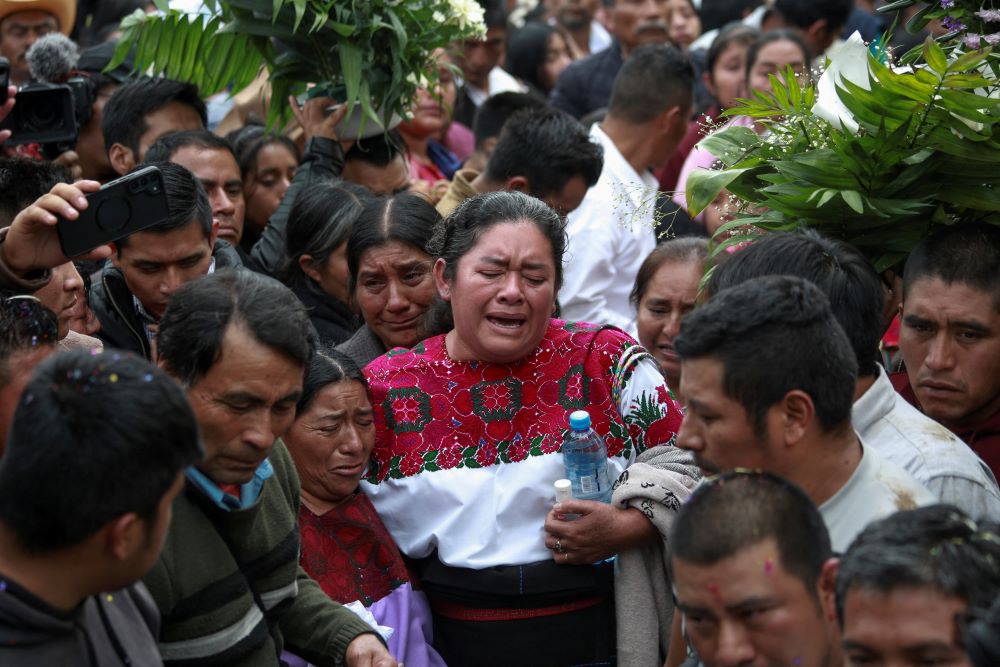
top-left (471, 377), bottom-right (523, 422)
top-left (383, 387), bottom-right (432, 433)
top-left (365, 320), bottom-right (683, 483)
top-left (558, 363), bottom-right (590, 410)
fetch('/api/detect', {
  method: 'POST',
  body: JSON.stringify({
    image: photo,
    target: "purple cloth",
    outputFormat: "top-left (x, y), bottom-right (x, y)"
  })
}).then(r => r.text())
top-left (280, 583), bottom-right (445, 667)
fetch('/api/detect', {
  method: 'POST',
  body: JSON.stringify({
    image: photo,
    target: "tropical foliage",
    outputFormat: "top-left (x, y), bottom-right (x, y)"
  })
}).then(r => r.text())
top-left (685, 6), bottom-right (1000, 272)
top-left (111, 0), bottom-right (486, 129)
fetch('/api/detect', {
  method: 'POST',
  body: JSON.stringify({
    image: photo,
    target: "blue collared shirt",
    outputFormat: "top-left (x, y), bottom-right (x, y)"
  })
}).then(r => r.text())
top-left (185, 458), bottom-right (274, 511)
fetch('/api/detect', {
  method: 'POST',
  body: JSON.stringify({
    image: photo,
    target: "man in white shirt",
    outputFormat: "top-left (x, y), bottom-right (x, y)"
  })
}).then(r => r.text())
top-left (560, 44), bottom-right (692, 334)
top-left (675, 275), bottom-right (935, 552)
top-left (706, 230), bottom-right (1000, 521)
top-left (548, 0), bottom-right (613, 55)
top-left (451, 0), bottom-right (527, 128)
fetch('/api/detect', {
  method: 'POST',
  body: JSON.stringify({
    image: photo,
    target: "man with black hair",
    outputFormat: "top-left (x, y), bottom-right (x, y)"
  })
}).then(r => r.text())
top-left (0, 295), bottom-right (57, 452)
top-left (451, 0), bottom-right (526, 128)
top-left (549, 0), bottom-right (613, 56)
top-left (435, 106), bottom-right (603, 217)
top-left (145, 129), bottom-right (247, 248)
top-left (560, 44), bottom-right (691, 333)
top-left (674, 274), bottom-right (934, 551)
top-left (670, 471), bottom-right (842, 667)
top-left (708, 231), bottom-right (1000, 520)
top-left (550, 0), bottom-right (671, 119)
top-left (151, 269), bottom-right (397, 667)
top-left (836, 504), bottom-right (1000, 666)
top-left (464, 91), bottom-right (545, 172)
top-left (0, 156), bottom-right (71, 226)
top-left (760, 0), bottom-right (854, 58)
top-left (894, 223), bottom-right (1000, 477)
top-left (0, 349), bottom-right (202, 664)
top-left (102, 77), bottom-right (207, 176)
top-left (73, 39), bottom-right (136, 182)
top-left (89, 161), bottom-right (242, 359)
top-left (341, 131), bottom-right (412, 196)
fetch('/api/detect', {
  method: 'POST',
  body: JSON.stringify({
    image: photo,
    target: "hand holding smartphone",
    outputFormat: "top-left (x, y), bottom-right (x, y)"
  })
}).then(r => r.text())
top-left (56, 165), bottom-right (171, 257)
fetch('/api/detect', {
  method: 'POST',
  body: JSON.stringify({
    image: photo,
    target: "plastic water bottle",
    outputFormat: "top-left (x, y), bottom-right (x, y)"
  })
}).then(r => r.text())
top-left (561, 410), bottom-right (612, 504)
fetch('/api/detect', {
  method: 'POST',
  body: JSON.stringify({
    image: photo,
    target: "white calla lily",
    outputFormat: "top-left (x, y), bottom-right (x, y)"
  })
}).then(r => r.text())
top-left (811, 31), bottom-right (871, 133)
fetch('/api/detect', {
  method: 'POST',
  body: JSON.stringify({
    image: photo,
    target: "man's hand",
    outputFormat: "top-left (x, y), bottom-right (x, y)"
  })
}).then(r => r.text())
top-left (289, 95), bottom-right (350, 150)
top-left (1, 180), bottom-right (109, 276)
top-left (345, 633), bottom-right (398, 667)
top-left (0, 86), bottom-right (15, 144)
top-left (544, 500), bottom-right (658, 565)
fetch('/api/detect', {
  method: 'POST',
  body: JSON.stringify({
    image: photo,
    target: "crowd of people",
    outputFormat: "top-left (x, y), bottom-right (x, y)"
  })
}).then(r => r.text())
top-left (0, 0), bottom-right (999, 665)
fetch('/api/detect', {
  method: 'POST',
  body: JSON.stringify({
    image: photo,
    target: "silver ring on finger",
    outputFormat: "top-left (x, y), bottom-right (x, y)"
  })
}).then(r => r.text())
top-left (555, 538), bottom-right (563, 554)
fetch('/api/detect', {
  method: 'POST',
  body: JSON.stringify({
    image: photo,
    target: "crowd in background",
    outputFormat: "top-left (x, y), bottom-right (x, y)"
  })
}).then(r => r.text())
top-left (0, 0), bottom-right (999, 665)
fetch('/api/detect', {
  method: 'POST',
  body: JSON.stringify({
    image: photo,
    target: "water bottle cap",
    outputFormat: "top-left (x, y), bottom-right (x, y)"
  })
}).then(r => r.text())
top-left (554, 478), bottom-right (573, 503)
top-left (568, 410), bottom-right (591, 430)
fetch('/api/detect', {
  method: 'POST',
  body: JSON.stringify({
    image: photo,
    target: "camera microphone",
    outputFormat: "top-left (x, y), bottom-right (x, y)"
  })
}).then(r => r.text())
top-left (26, 33), bottom-right (80, 84)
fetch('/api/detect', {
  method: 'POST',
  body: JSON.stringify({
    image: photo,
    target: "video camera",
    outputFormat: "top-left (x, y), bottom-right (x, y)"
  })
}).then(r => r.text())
top-left (0, 35), bottom-right (96, 155)
top-left (0, 77), bottom-right (93, 147)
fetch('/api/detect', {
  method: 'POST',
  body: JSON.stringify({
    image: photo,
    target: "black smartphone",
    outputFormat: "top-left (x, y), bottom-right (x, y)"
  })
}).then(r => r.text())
top-left (0, 57), bottom-right (8, 105)
top-left (57, 165), bottom-right (170, 257)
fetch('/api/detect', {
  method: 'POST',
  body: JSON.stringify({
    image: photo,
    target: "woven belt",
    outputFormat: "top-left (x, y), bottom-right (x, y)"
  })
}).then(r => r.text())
top-left (430, 595), bottom-right (607, 622)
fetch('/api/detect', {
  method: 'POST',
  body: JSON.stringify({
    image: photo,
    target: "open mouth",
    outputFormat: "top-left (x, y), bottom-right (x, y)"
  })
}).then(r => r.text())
top-left (487, 315), bottom-right (526, 330)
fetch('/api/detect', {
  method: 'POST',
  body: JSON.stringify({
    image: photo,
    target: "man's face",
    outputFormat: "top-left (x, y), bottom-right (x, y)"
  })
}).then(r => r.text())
top-left (135, 102), bottom-right (204, 162)
top-left (0, 11), bottom-right (58, 84)
top-left (456, 26), bottom-right (506, 90)
top-left (169, 146), bottom-right (245, 245)
top-left (539, 173), bottom-right (591, 218)
top-left (841, 586), bottom-right (972, 667)
top-left (676, 356), bottom-right (780, 474)
top-left (183, 323), bottom-right (304, 486)
top-left (609, 0), bottom-right (671, 53)
top-left (342, 155), bottom-right (411, 196)
top-left (0, 345), bottom-right (56, 453)
top-left (673, 539), bottom-right (838, 667)
top-left (899, 277), bottom-right (1000, 430)
top-left (113, 221), bottom-right (216, 319)
top-left (551, 0), bottom-right (599, 31)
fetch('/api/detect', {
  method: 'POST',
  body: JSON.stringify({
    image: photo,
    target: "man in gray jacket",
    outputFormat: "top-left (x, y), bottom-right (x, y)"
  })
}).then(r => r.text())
top-left (0, 349), bottom-right (202, 665)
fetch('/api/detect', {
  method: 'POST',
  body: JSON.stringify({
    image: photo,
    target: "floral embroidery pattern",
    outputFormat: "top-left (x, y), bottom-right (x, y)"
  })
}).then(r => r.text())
top-left (383, 387), bottom-right (432, 433)
top-left (558, 364), bottom-right (590, 410)
top-left (365, 320), bottom-right (683, 483)
top-left (471, 377), bottom-right (522, 422)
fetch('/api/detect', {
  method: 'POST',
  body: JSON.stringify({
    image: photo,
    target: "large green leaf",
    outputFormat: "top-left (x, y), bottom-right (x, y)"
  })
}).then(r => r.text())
top-left (686, 167), bottom-right (754, 216)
